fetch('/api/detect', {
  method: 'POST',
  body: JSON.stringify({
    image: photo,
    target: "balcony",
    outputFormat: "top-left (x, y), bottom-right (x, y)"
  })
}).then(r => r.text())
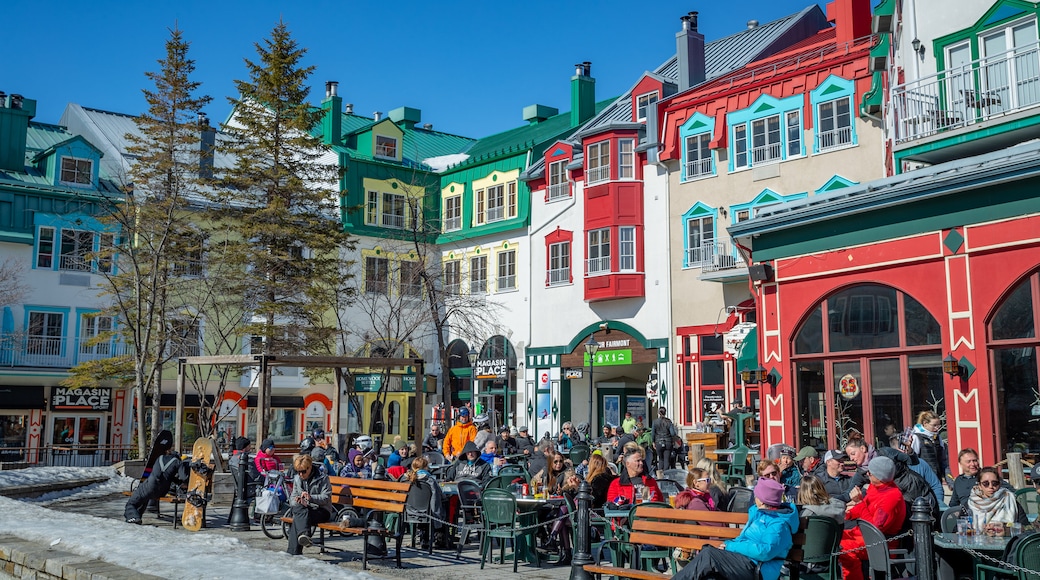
top-left (443, 216), bottom-right (461, 231)
top-left (752, 142), bottom-right (782, 164)
top-left (689, 241), bottom-right (748, 283)
top-left (893, 42), bottom-right (1040, 151)
top-left (548, 182), bottom-right (571, 200)
top-left (0, 335), bottom-right (127, 368)
top-left (685, 158), bottom-right (712, 180)
top-left (548, 267), bottom-right (570, 286)
top-left (817, 126), bottom-right (853, 151)
top-left (587, 166), bottom-right (609, 184)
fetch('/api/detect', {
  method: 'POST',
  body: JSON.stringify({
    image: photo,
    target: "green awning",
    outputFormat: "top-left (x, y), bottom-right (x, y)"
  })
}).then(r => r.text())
top-left (450, 367), bottom-right (472, 378)
top-left (872, 0), bottom-right (895, 34)
top-left (861, 71), bottom-right (884, 116)
top-left (735, 327), bottom-right (759, 373)
top-left (869, 34), bottom-right (890, 73)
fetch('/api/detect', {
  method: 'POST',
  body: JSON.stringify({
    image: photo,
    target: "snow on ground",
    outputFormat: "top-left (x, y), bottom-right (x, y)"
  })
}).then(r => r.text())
top-left (0, 467), bottom-right (367, 579)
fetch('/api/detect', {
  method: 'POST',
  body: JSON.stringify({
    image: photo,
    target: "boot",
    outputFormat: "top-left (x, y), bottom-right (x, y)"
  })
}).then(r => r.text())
top-left (555, 549), bottom-right (572, 566)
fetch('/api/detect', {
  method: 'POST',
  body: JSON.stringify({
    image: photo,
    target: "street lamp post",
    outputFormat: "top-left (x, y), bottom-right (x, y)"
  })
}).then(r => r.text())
top-left (468, 347), bottom-right (479, 412)
top-left (584, 335), bottom-right (600, 434)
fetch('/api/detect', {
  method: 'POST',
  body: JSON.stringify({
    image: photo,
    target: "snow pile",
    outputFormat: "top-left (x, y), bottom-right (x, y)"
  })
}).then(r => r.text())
top-left (0, 465), bottom-right (116, 488)
top-left (0, 496), bottom-right (365, 579)
top-left (423, 153), bottom-right (469, 172)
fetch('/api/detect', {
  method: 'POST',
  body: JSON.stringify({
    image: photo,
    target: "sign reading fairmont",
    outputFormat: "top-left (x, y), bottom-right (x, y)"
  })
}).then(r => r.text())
top-left (51, 387), bottom-right (112, 411)
top-left (475, 358), bottom-right (509, 380)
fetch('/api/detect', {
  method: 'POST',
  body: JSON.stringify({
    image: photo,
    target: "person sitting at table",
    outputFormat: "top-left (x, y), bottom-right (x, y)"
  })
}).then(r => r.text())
top-left (607, 449), bottom-right (663, 505)
top-left (838, 456), bottom-right (906, 580)
top-left (445, 441), bottom-right (491, 483)
top-left (422, 422), bottom-right (445, 454)
top-left (515, 425), bottom-right (536, 456)
top-left (403, 456), bottom-right (449, 549)
top-left (598, 424), bottom-right (616, 446)
top-left (585, 453), bottom-right (617, 509)
top-left (677, 468), bottom-right (724, 522)
top-left (387, 440), bottom-right (410, 467)
top-left (695, 458), bottom-right (731, 510)
top-left (496, 426), bottom-right (518, 456)
top-left (949, 448), bottom-right (982, 507)
top-left (339, 449), bottom-right (371, 478)
top-left (672, 478), bottom-right (798, 580)
top-left (820, 449), bottom-right (853, 499)
top-left (544, 470), bottom-right (582, 566)
top-left (961, 466), bottom-right (1031, 534)
top-left (776, 446), bottom-right (802, 489)
top-left (480, 439), bottom-right (508, 477)
top-left (797, 474), bottom-right (845, 523)
top-left (534, 452), bottom-right (570, 494)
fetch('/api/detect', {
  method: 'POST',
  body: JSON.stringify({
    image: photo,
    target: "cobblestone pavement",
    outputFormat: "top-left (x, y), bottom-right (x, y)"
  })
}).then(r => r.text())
top-left (46, 492), bottom-right (576, 580)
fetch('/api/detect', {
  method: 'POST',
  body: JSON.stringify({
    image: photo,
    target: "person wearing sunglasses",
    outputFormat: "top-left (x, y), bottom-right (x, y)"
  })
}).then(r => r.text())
top-left (961, 466), bottom-right (1030, 534)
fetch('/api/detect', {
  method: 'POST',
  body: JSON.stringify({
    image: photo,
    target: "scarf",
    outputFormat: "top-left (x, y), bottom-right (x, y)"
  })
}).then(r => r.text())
top-left (912, 424), bottom-right (937, 442)
top-left (688, 487), bottom-right (716, 510)
top-left (968, 485), bottom-right (1017, 524)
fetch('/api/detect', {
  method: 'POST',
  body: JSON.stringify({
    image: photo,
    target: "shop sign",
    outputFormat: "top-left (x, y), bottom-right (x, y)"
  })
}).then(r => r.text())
top-left (583, 349), bottom-right (632, 366)
top-left (564, 368), bottom-right (583, 380)
top-left (839, 374), bottom-right (860, 400)
top-left (354, 374), bottom-right (417, 392)
top-left (475, 358), bottom-right (509, 380)
top-left (51, 387), bottom-right (112, 411)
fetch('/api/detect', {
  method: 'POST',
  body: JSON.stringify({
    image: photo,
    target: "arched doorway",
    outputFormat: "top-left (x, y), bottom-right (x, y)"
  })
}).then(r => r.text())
top-left (987, 271), bottom-right (1040, 454)
top-left (791, 283), bottom-right (944, 450)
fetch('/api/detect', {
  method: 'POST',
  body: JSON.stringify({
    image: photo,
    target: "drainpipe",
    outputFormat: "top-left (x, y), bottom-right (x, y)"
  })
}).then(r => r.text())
top-left (907, 0), bottom-right (921, 80)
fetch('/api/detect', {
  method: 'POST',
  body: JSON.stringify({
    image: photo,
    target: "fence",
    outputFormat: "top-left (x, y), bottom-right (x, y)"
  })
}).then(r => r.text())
top-left (0, 445), bottom-right (133, 468)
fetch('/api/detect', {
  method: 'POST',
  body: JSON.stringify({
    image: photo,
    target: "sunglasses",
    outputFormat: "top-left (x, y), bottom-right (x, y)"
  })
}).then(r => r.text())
top-left (980, 480), bottom-right (1000, 488)
top-left (553, 461), bottom-right (565, 465)
top-left (694, 477), bottom-right (710, 483)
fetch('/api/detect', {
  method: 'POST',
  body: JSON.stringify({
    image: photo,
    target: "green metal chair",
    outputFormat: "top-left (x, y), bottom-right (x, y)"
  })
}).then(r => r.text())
top-left (479, 488), bottom-right (540, 572)
top-left (497, 464), bottom-right (530, 481)
top-left (570, 444), bottom-right (591, 466)
top-left (627, 501), bottom-right (675, 574)
top-left (976, 531), bottom-right (1040, 580)
top-left (797, 516), bottom-right (842, 580)
top-left (482, 474), bottom-right (518, 492)
top-left (1015, 487), bottom-right (1038, 522)
top-left (940, 506), bottom-right (962, 533)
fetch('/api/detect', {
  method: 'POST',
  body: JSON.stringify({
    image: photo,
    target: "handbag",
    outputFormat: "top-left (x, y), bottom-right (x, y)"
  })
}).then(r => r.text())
top-left (255, 487), bottom-right (281, 515)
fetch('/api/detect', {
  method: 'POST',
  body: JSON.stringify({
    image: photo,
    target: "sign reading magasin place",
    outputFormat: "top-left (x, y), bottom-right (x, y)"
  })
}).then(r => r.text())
top-left (475, 358), bottom-right (509, 380)
top-left (51, 387), bottom-right (112, 411)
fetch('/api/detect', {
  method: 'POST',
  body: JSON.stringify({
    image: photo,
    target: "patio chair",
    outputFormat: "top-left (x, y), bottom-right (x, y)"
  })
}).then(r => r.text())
top-left (656, 478), bottom-right (683, 499)
top-left (798, 516), bottom-right (842, 580)
top-left (403, 480), bottom-right (434, 554)
top-left (455, 479), bottom-right (483, 558)
top-left (941, 506), bottom-right (962, 533)
top-left (858, 519), bottom-right (915, 580)
top-left (483, 474), bottom-right (520, 492)
top-left (1015, 487), bottom-right (1038, 521)
top-left (663, 469), bottom-right (689, 484)
top-left (975, 531), bottom-right (1040, 580)
top-left (480, 488), bottom-right (540, 572)
top-left (725, 486), bottom-right (754, 513)
top-left (498, 464), bottom-right (530, 481)
top-left (570, 443), bottom-right (591, 465)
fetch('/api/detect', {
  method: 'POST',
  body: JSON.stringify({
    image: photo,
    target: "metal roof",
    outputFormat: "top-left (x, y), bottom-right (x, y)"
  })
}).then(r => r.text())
top-left (0, 121), bottom-right (121, 195)
top-left (334, 116), bottom-right (475, 170)
top-left (728, 139), bottom-right (1040, 239)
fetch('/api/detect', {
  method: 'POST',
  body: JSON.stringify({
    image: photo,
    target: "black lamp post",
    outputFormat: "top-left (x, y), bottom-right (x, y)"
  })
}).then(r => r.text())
top-left (228, 448), bottom-right (251, 531)
top-left (468, 346), bottom-right (479, 410)
top-left (584, 335), bottom-right (600, 433)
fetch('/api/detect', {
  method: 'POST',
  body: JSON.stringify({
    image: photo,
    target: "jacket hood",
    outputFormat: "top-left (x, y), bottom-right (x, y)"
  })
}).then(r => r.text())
top-left (348, 449), bottom-right (362, 464)
top-left (461, 441), bottom-right (479, 456)
top-left (760, 502), bottom-right (801, 534)
top-left (878, 446), bottom-right (913, 470)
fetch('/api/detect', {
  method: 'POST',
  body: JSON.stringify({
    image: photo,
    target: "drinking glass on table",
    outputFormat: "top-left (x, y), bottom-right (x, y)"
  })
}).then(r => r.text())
top-left (633, 483), bottom-right (645, 504)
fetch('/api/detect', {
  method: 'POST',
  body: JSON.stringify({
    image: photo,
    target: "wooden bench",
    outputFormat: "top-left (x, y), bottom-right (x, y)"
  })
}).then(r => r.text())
top-left (283, 476), bottom-right (411, 569)
top-left (585, 506), bottom-right (818, 580)
top-left (121, 486), bottom-right (186, 529)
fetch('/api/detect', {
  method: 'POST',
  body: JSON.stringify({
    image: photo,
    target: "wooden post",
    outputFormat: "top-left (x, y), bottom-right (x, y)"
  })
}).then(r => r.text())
top-left (689, 443), bottom-right (705, 467)
top-left (1007, 452), bottom-right (1026, 489)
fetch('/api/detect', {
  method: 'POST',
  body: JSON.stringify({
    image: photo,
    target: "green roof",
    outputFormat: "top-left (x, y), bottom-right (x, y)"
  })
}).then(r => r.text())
top-left (0, 122), bottom-right (119, 194)
top-left (332, 114), bottom-right (474, 170)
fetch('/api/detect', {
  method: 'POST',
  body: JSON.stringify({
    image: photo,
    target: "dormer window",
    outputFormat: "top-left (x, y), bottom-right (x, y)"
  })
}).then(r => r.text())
top-left (636, 91), bottom-right (659, 122)
top-left (375, 135), bottom-right (398, 158)
top-left (60, 157), bottom-right (92, 186)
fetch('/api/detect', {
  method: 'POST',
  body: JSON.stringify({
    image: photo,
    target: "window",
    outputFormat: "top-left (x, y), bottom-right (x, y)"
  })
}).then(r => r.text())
top-left (443, 260), bottom-right (461, 294)
top-left (636, 92), bottom-right (659, 122)
top-left (477, 182), bottom-right (516, 224)
top-left (735, 209), bottom-right (751, 222)
top-left (37, 226), bottom-right (55, 269)
top-left (96, 233), bottom-right (115, 274)
top-left (59, 229), bottom-right (93, 272)
top-left (169, 318), bottom-right (201, 357)
top-left (382, 192), bottom-right (406, 229)
top-left (487, 185), bottom-right (505, 222)
top-left (365, 256), bottom-right (388, 294)
top-left (444, 195), bottom-right (461, 231)
top-left (548, 160), bottom-right (570, 200)
top-left (733, 125), bottom-right (748, 168)
top-left (470, 256), bottom-right (487, 293)
top-left (59, 157), bottom-right (92, 186)
top-left (507, 182), bottom-right (517, 218)
top-left (400, 261), bottom-right (421, 297)
top-left (685, 134), bottom-right (712, 179)
top-left (751, 115), bottom-right (782, 164)
top-left (475, 188), bottom-right (486, 225)
top-left (786, 111), bottom-right (801, 157)
top-left (28, 312), bottom-right (63, 356)
top-left (548, 242), bottom-right (570, 286)
top-left (79, 314), bottom-right (113, 356)
top-left (619, 139), bottom-right (635, 179)
top-left (685, 215), bottom-right (715, 267)
top-left (587, 142), bottom-right (610, 184)
top-left (619, 226), bottom-right (636, 272)
top-left (366, 191), bottom-right (379, 225)
top-left (375, 135), bottom-right (398, 158)
top-left (587, 228), bottom-right (610, 275)
top-left (172, 234), bottom-right (204, 277)
top-left (497, 250), bottom-right (516, 291)
top-left (817, 98), bottom-right (852, 151)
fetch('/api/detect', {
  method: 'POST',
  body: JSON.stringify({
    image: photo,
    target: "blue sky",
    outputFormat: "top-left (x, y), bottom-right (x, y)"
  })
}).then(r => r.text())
top-left (3, 0), bottom-right (821, 139)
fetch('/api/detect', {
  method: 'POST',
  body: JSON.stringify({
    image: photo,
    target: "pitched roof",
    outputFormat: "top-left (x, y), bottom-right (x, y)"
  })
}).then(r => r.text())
top-left (332, 113), bottom-right (475, 171)
top-left (0, 121), bottom-right (120, 195)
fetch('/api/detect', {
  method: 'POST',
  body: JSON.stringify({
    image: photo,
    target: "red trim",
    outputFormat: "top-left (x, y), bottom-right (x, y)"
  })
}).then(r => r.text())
top-left (217, 390), bottom-right (249, 410)
top-left (304, 392), bottom-right (333, 410)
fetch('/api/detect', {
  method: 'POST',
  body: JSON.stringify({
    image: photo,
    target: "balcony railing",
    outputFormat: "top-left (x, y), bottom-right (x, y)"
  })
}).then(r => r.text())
top-left (586, 256), bottom-right (611, 276)
top-left (548, 267), bottom-right (570, 285)
top-left (685, 158), bottom-right (712, 179)
top-left (893, 41), bottom-right (1040, 143)
top-left (443, 216), bottom-right (461, 231)
top-left (587, 166), bottom-right (609, 184)
top-left (752, 142), bottom-right (782, 164)
top-left (381, 213), bottom-right (405, 229)
top-left (817, 126), bottom-right (853, 151)
top-left (687, 241), bottom-right (746, 272)
top-left (486, 205), bottom-right (504, 222)
top-left (548, 182), bottom-right (571, 200)
top-left (0, 335), bottom-right (127, 368)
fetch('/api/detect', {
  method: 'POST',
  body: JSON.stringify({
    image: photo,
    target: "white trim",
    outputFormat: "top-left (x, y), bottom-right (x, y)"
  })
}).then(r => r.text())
top-left (773, 231), bottom-right (946, 282)
top-left (944, 254), bottom-right (976, 350)
top-left (952, 388), bottom-right (982, 462)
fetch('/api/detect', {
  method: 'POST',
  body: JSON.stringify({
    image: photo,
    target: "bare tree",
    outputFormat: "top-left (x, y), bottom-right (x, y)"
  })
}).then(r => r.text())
top-left (0, 258), bottom-right (27, 308)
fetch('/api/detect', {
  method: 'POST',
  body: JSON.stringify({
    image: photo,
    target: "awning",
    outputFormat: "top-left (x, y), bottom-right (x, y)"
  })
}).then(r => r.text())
top-left (735, 327), bottom-right (759, 373)
top-left (449, 367), bottom-right (472, 378)
top-left (861, 71), bottom-right (884, 116)
top-left (869, 34), bottom-right (890, 73)
top-left (0, 386), bottom-right (46, 409)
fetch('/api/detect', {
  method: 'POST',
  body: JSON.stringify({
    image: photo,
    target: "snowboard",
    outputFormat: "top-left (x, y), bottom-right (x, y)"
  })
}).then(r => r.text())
top-left (141, 430), bottom-right (174, 480)
top-left (181, 437), bottom-right (217, 532)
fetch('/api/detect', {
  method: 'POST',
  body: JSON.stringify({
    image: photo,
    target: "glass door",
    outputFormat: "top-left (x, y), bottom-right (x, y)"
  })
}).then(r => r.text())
top-left (832, 361), bottom-right (865, 446)
top-left (51, 415), bottom-right (104, 466)
top-left (869, 357), bottom-right (904, 447)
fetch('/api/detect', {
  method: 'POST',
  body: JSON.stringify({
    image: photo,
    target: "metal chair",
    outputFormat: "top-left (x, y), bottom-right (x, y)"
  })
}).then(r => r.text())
top-left (656, 478), bottom-right (683, 499)
top-left (663, 469), bottom-right (689, 484)
top-left (725, 486), bottom-right (754, 513)
top-left (940, 506), bottom-right (962, 533)
top-left (480, 488), bottom-right (540, 572)
top-left (798, 516), bottom-right (842, 580)
top-left (482, 474), bottom-right (519, 491)
top-left (454, 479), bottom-right (483, 558)
top-left (1015, 487), bottom-right (1038, 522)
top-left (498, 464), bottom-right (530, 481)
top-left (857, 519), bottom-right (915, 580)
top-left (423, 450), bottom-right (446, 466)
top-left (976, 530), bottom-right (1040, 580)
top-left (570, 443), bottom-right (591, 465)
top-left (404, 481), bottom-right (434, 554)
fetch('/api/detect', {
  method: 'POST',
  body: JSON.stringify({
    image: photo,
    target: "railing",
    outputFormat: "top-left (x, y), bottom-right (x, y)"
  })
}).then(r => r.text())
top-left (443, 216), bottom-right (461, 231)
top-left (59, 255), bottom-right (91, 272)
top-left (0, 335), bottom-right (128, 368)
top-left (688, 241), bottom-right (746, 272)
top-left (548, 267), bottom-right (570, 285)
top-left (752, 142), bottom-right (782, 164)
top-left (817, 126), bottom-right (853, 151)
top-left (381, 213), bottom-right (405, 229)
top-left (586, 256), bottom-right (611, 276)
top-left (685, 158), bottom-right (712, 179)
top-left (587, 166), bottom-right (609, 184)
top-left (497, 275), bottom-right (516, 291)
top-left (469, 279), bottom-right (486, 294)
top-left (0, 445), bottom-right (134, 467)
top-left (893, 41), bottom-right (1040, 143)
top-left (548, 181), bottom-right (571, 200)
top-left (486, 205), bottom-right (504, 222)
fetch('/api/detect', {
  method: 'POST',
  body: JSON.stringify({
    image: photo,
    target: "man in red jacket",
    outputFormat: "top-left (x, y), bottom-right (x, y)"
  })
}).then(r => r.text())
top-left (838, 456), bottom-right (906, 580)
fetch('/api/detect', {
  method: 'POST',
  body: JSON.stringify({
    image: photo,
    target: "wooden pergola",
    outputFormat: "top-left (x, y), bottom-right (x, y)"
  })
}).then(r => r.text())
top-left (175, 354), bottom-right (426, 449)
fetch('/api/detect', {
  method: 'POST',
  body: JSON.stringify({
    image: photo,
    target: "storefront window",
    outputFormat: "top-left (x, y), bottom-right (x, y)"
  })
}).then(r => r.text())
top-left (0, 415), bottom-right (28, 461)
top-left (795, 306), bottom-right (823, 354)
top-left (797, 361), bottom-right (826, 447)
top-left (827, 286), bottom-right (900, 351)
top-left (989, 272), bottom-right (1040, 453)
top-left (387, 401), bottom-right (400, 435)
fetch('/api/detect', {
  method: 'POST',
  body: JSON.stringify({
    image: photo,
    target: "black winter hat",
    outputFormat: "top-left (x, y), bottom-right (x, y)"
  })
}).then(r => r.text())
top-left (234, 437), bottom-right (251, 451)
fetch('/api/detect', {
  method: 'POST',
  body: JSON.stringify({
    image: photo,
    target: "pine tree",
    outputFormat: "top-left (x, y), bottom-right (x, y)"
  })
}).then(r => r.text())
top-left (215, 21), bottom-right (352, 438)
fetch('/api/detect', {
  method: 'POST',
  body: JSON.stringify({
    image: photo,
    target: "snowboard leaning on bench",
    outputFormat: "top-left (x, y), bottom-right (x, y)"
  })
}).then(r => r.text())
top-left (181, 437), bottom-right (217, 532)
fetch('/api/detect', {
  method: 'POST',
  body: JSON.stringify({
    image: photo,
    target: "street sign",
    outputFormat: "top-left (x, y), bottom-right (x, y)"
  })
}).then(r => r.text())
top-left (583, 349), bottom-right (632, 366)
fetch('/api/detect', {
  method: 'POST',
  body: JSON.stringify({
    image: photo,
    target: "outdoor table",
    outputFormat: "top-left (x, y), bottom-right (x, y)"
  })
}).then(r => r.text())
top-left (934, 532), bottom-right (1011, 580)
top-left (439, 481), bottom-right (458, 496)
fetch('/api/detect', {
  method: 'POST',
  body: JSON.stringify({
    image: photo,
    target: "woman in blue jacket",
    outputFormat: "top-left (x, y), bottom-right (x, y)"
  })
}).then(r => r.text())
top-left (673, 477), bottom-right (799, 580)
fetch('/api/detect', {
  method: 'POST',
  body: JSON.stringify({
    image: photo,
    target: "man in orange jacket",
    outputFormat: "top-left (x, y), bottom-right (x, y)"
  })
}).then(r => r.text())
top-left (838, 455), bottom-right (906, 580)
top-left (442, 407), bottom-right (477, 460)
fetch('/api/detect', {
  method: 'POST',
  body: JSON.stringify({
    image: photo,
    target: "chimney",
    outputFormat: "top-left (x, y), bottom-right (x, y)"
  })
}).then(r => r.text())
top-left (523, 104), bottom-right (559, 124)
top-left (827, 0), bottom-right (871, 44)
top-left (198, 112), bottom-right (215, 179)
top-left (345, 103), bottom-right (354, 115)
top-left (389, 106), bottom-right (421, 128)
top-left (0, 93), bottom-right (37, 172)
top-left (747, 20), bottom-right (759, 29)
top-left (422, 123), bottom-right (433, 130)
top-left (321, 80), bottom-right (342, 147)
top-left (373, 111), bottom-right (382, 121)
top-left (570, 61), bottom-right (596, 127)
top-left (676, 12), bottom-right (706, 91)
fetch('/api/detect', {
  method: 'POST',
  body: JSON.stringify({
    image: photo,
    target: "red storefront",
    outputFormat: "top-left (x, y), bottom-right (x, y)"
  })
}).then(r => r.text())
top-left (730, 142), bottom-right (1040, 466)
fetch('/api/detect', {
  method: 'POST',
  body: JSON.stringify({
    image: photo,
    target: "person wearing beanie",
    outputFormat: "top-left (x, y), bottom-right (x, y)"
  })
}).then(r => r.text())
top-left (442, 407), bottom-right (477, 460)
top-left (515, 426), bottom-right (536, 456)
top-left (254, 437), bottom-right (282, 476)
top-left (496, 425), bottom-right (518, 456)
top-left (837, 456), bottom-right (906, 580)
top-left (673, 477), bottom-right (798, 580)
